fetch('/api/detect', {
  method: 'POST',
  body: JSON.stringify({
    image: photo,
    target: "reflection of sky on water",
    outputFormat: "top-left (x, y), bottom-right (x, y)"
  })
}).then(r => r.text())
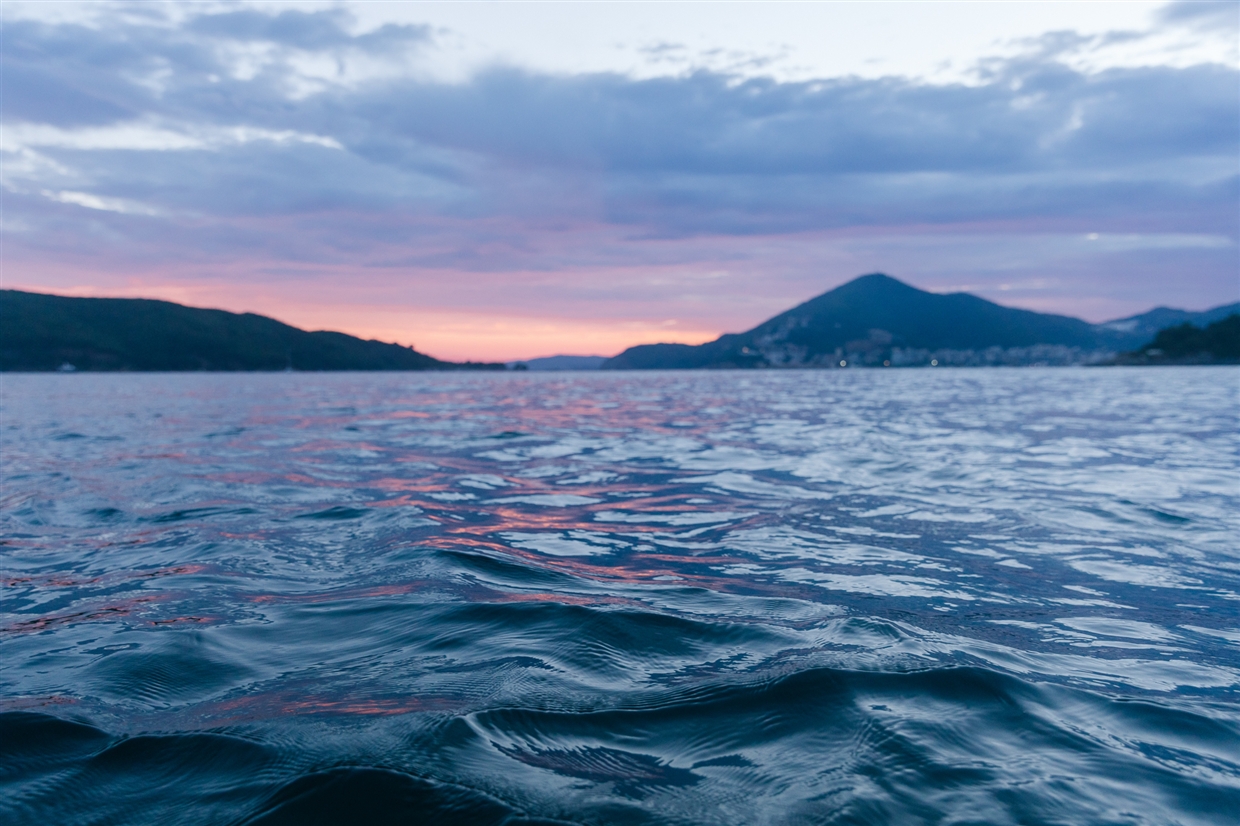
top-left (3, 368), bottom-right (1238, 718)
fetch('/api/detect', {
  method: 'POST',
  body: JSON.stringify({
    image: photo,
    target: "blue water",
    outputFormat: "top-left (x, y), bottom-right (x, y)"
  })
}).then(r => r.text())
top-left (2, 369), bottom-right (1238, 825)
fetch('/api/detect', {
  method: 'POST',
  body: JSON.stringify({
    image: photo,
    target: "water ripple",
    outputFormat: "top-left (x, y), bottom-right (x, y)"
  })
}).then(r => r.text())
top-left (2, 369), bottom-right (1237, 824)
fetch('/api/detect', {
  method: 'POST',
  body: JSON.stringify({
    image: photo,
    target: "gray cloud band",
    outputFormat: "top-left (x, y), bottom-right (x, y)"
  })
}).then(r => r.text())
top-left (2, 7), bottom-right (1236, 291)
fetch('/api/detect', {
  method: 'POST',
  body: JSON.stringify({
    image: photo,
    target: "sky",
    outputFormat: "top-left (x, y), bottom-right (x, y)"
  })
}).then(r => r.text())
top-left (3, 0), bottom-right (1238, 361)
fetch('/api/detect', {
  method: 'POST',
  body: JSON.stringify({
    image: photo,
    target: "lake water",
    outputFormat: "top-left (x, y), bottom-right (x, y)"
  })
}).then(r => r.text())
top-left (2, 369), bottom-right (1238, 825)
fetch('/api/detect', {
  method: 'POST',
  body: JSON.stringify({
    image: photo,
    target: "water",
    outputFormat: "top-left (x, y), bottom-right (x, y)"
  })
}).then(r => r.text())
top-left (2, 369), bottom-right (1238, 825)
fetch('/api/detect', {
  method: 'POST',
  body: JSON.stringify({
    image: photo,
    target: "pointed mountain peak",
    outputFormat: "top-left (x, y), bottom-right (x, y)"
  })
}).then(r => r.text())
top-left (826, 272), bottom-right (922, 297)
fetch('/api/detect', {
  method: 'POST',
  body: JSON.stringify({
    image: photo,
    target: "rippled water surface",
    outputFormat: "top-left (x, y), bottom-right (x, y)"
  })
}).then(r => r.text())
top-left (3, 369), bottom-right (1238, 825)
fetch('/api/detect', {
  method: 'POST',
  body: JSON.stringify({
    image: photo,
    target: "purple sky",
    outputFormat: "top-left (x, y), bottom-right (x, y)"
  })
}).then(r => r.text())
top-left (4, 1), bottom-right (1237, 360)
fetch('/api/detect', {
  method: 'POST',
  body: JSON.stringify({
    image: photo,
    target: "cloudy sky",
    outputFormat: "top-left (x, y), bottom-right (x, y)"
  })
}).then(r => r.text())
top-left (4, 1), bottom-right (1237, 360)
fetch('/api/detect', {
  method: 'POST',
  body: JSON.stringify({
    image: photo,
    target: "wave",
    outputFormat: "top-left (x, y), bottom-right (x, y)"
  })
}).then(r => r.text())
top-left (4, 370), bottom-right (1239, 825)
top-left (5, 663), bottom-right (1238, 825)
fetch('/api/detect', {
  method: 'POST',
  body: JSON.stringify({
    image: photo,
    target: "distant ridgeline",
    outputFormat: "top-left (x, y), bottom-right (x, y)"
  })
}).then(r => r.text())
top-left (1112, 314), bottom-right (1240, 365)
top-left (507, 355), bottom-right (609, 371)
top-left (602, 274), bottom-right (1240, 369)
top-left (0, 290), bottom-right (503, 372)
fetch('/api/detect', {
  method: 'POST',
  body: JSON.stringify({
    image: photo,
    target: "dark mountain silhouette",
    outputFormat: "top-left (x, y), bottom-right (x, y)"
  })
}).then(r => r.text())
top-left (0, 290), bottom-right (502, 371)
top-left (1114, 314), bottom-right (1240, 365)
top-left (507, 355), bottom-right (609, 371)
top-left (602, 274), bottom-right (1239, 369)
top-left (1097, 303), bottom-right (1240, 346)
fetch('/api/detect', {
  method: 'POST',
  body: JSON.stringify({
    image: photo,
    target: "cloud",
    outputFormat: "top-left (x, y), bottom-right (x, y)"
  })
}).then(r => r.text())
top-left (187, 8), bottom-right (431, 53)
top-left (6, 120), bottom-right (344, 153)
top-left (2, 4), bottom-right (1236, 345)
top-left (41, 189), bottom-right (163, 215)
top-left (1158, 0), bottom-right (1238, 31)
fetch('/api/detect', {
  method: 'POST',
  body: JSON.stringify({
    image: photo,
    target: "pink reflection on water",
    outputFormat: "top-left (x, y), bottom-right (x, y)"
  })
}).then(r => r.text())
top-left (212, 471), bottom-right (329, 487)
top-left (0, 694), bottom-right (81, 712)
top-left (148, 615), bottom-right (217, 626)
top-left (491, 591), bottom-right (640, 609)
top-left (200, 689), bottom-right (468, 722)
top-left (4, 564), bottom-right (212, 589)
top-left (2, 594), bottom-right (169, 634)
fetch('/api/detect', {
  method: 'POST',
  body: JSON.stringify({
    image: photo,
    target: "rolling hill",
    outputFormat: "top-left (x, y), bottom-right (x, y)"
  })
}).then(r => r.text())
top-left (0, 290), bottom-right (501, 371)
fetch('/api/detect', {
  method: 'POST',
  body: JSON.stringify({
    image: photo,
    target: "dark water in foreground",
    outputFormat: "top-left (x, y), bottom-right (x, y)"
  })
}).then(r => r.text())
top-left (2, 369), bottom-right (1238, 825)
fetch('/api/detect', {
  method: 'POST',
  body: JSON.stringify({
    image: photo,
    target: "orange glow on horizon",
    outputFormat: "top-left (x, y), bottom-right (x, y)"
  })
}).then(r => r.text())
top-left (7, 280), bottom-right (724, 363)
top-left (317, 312), bottom-right (723, 363)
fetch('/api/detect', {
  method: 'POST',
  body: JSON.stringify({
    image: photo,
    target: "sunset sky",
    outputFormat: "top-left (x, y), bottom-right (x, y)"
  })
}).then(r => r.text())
top-left (4, 0), bottom-right (1237, 361)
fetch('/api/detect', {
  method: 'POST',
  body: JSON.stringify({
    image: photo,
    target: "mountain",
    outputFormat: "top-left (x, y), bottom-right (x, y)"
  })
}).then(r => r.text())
top-left (1097, 303), bottom-right (1240, 346)
top-left (0, 290), bottom-right (502, 372)
top-left (601, 274), bottom-right (1239, 369)
top-left (1113, 314), bottom-right (1240, 365)
top-left (508, 355), bottom-right (607, 371)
